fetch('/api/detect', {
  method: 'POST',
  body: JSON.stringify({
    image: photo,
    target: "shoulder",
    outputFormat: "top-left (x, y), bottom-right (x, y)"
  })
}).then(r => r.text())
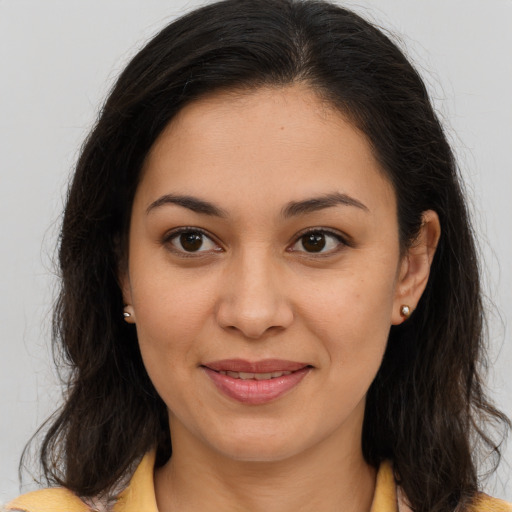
top-left (470, 493), bottom-right (512, 512)
top-left (3, 487), bottom-right (91, 512)
top-left (3, 450), bottom-right (157, 512)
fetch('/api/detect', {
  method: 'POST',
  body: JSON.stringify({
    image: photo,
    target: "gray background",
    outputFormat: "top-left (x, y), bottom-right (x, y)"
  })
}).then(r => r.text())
top-left (1, 0), bottom-right (511, 502)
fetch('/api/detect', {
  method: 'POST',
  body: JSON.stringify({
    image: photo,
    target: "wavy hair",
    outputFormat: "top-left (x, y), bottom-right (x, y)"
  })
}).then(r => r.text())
top-left (32, 1), bottom-right (509, 511)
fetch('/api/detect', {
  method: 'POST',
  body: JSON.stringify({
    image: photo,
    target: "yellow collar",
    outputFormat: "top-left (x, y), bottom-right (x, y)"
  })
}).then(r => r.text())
top-left (113, 450), bottom-right (159, 512)
top-left (7, 451), bottom-right (511, 512)
top-left (114, 451), bottom-right (401, 512)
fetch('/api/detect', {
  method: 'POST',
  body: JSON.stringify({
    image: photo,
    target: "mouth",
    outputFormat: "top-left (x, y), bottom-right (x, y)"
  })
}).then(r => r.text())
top-left (201, 359), bottom-right (312, 405)
top-left (203, 358), bottom-right (309, 373)
top-left (214, 370), bottom-right (294, 380)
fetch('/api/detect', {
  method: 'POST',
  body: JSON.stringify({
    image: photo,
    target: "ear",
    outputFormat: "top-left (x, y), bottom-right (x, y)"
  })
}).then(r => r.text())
top-left (391, 210), bottom-right (441, 325)
top-left (118, 264), bottom-right (136, 324)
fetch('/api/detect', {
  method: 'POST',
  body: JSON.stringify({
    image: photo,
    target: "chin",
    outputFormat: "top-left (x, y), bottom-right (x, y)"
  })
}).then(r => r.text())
top-left (204, 422), bottom-right (319, 463)
top-left (215, 440), bottom-right (301, 463)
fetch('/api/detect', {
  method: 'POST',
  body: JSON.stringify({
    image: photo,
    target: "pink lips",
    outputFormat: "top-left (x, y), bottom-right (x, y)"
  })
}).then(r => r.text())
top-left (202, 359), bottom-right (311, 405)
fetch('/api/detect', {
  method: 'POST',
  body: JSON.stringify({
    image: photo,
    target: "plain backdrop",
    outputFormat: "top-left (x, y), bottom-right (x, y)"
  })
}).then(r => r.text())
top-left (1, 0), bottom-right (511, 503)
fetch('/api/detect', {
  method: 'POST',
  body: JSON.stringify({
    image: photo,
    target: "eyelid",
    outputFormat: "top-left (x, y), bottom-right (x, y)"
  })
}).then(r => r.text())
top-left (287, 227), bottom-right (352, 255)
top-left (161, 226), bottom-right (351, 257)
top-left (162, 226), bottom-right (223, 256)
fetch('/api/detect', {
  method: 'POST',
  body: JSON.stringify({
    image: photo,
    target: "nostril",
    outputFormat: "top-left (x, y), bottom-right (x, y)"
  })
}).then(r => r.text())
top-left (215, 294), bottom-right (294, 339)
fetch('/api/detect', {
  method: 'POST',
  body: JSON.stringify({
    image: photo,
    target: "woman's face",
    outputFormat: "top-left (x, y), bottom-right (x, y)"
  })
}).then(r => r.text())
top-left (122, 85), bottom-right (414, 462)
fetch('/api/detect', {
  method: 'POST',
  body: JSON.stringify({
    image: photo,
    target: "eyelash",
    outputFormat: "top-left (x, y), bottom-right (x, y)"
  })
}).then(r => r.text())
top-left (288, 228), bottom-right (349, 256)
top-left (162, 227), bottom-right (222, 258)
top-left (162, 227), bottom-right (349, 257)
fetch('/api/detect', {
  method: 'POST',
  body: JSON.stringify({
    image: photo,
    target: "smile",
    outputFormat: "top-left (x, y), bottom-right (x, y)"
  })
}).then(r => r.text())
top-left (202, 359), bottom-right (312, 405)
top-left (217, 370), bottom-right (293, 380)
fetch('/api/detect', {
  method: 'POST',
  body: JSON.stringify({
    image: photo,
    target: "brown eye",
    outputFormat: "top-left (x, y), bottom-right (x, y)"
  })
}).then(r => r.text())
top-left (301, 232), bottom-right (326, 252)
top-left (289, 229), bottom-right (346, 255)
top-left (167, 229), bottom-right (219, 254)
top-left (180, 232), bottom-right (204, 252)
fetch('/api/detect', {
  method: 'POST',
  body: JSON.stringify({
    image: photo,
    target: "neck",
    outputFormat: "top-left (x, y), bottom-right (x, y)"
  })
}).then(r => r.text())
top-left (155, 420), bottom-right (376, 512)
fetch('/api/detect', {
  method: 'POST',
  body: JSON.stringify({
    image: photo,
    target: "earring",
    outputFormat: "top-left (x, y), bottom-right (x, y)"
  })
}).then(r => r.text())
top-left (400, 305), bottom-right (412, 319)
top-left (123, 305), bottom-right (135, 323)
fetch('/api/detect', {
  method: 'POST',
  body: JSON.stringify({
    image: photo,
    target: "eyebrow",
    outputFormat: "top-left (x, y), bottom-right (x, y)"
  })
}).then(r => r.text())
top-left (146, 194), bottom-right (228, 217)
top-left (146, 191), bottom-right (368, 218)
top-left (282, 192), bottom-right (369, 218)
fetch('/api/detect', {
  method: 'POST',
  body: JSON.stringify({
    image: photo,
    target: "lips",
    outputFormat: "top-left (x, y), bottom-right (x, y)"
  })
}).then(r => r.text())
top-left (202, 359), bottom-right (311, 405)
top-left (216, 369), bottom-right (293, 380)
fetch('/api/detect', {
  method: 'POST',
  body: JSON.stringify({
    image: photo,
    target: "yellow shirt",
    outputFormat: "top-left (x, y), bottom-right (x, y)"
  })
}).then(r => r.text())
top-left (5, 451), bottom-right (511, 512)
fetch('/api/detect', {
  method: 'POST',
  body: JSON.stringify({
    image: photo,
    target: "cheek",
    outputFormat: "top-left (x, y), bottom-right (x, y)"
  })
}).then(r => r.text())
top-left (130, 250), bottom-right (217, 330)
top-left (298, 262), bottom-right (397, 369)
top-left (308, 284), bottom-right (393, 418)
top-left (129, 264), bottom-right (219, 382)
top-left (301, 262), bottom-right (397, 326)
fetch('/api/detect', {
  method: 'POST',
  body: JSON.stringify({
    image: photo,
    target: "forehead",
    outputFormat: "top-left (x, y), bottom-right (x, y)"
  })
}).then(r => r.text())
top-left (137, 85), bottom-right (396, 217)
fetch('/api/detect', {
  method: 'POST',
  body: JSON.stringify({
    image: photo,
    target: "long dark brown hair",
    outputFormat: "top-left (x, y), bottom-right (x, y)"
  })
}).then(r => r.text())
top-left (30, 1), bottom-right (509, 510)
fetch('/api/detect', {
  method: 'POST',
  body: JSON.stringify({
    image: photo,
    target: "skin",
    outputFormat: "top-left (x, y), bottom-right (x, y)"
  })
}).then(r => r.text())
top-left (121, 85), bottom-right (440, 512)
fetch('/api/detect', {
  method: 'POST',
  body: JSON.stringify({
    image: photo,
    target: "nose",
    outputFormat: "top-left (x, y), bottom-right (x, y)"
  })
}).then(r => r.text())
top-left (215, 250), bottom-right (294, 339)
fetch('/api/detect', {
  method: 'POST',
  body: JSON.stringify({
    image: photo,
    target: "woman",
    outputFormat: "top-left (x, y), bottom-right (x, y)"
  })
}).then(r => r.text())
top-left (5, 0), bottom-right (510, 511)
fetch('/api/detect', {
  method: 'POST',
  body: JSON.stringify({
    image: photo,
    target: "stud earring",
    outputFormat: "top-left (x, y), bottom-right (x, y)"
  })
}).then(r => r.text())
top-left (123, 305), bottom-right (135, 323)
top-left (400, 305), bottom-right (412, 319)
